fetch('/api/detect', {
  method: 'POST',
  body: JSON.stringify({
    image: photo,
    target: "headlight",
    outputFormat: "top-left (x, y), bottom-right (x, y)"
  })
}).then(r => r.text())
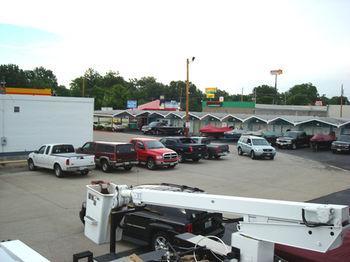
top-left (156, 155), bottom-right (163, 160)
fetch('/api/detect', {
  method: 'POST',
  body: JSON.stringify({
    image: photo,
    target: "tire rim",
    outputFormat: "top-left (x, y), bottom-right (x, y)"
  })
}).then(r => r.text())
top-left (55, 167), bottom-right (60, 176)
top-left (292, 144), bottom-right (296, 149)
top-left (29, 161), bottom-right (34, 169)
top-left (238, 148), bottom-right (242, 155)
top-left (148, 160), bottom-right (154, 169)
top-left (102, 162), bottom-right (108, 171)
top-left (154, 236), bottom-right (169, 251)
top-left (251, 151), bottom-right (254, 159)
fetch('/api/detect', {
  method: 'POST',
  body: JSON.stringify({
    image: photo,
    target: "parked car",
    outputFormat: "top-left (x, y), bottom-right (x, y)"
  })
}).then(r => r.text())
top-left (237, 135), bottom-right (276, 160)
top-left (159, 137), bottom-right (207, 162)
top-left (141, 121), bottom-right (184, 135)
top-left (276, 131), bottom-right (312, 149)
top-left (331, 135), bottom-right (350, 154)
top-left (191, 137), bottom-right (230, 159)
top-left (27, 144), bottom-right (95, 178)
top-left (76, 141), bottom-right (138, 172)
top-left (261, 131), bottom-right (283, 146)
top-left (309, 133), bottom-right (336, 152)
top-left (79, 183), bottom-right (225, 251)
top-left (223, 129), bottom-right (247, 141)
top-left (130, 138), bottom-right (178, 169)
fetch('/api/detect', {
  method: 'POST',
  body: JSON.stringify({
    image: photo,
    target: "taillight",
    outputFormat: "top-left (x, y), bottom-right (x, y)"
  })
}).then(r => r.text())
top-left (66, 159), bottom-right (70, 165)
top-left (189, 146), bottom-right (193, 153)
top-left (185, 223), bottom-right (193, 233)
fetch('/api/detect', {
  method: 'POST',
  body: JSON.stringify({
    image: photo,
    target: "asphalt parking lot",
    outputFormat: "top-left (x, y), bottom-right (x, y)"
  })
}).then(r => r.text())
top-left (1, 131), bottom-right (350, 261)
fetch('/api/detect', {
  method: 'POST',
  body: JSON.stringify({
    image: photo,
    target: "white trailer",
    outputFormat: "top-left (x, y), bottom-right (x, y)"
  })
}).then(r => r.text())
top-left (0, 94), bottom-right (94, 155)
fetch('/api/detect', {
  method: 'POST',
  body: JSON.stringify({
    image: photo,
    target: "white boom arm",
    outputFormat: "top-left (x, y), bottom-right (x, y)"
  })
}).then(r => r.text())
top-left (113, 185), bottom-right (350, 262)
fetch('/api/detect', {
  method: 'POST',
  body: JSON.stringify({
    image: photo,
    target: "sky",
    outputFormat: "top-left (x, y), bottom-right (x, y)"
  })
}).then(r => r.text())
top-left (0, 0), bottom-right (349, 97)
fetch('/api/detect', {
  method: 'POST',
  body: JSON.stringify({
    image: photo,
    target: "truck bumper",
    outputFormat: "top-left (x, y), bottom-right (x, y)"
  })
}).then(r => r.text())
top-left (112, 161), bottom-right (139, 167)
top-left (155, 160), bottom-right (178, 167)
top-left (66, 164), bottom-right (95, 172)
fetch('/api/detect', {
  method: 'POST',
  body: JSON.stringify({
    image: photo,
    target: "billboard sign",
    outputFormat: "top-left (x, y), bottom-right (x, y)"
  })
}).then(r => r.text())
top-left (127, 100), bottom-right (137, 109)
top-left (270, 69), bottom-right (283, 75)
top-left (164, 100), bottom-right (179, 109)
top-left (205, 87), bottom-right (217, 94)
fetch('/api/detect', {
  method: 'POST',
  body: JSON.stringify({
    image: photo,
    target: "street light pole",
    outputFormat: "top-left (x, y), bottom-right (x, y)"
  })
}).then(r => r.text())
top-left (185, 57), bottom-right (195, 137)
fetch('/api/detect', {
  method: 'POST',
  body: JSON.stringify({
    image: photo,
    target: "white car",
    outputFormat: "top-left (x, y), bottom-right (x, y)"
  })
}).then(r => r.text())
top-left (27, 144), bottom-right (95, 178)
top-left (237, 135), bottom-right (276, 160)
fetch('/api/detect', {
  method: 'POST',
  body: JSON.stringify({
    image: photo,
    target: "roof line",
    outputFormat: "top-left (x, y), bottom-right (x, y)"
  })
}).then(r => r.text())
top-left (267, 117), bottom-right (295, 126)
top-left (295, 118), bottom-right (338, 127)
top-left (242, 115), bottom-right (268, 123)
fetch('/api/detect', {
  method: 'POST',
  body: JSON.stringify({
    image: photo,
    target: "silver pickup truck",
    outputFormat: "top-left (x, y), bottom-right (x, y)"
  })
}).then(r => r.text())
top-left (27, 144), bottom-right (95, 178)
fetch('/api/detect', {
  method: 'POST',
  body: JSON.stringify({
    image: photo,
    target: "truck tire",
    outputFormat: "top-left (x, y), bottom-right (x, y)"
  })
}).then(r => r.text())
top-left (238, 147), bottom-right (243, 156)
top-left (250, 151), bottom-right (255, 160)
top-left (54, 164), bottom-right (64, 178)
top-left (292, 143), bottom-right (297, 150)
top-left (178, 154), bottom-right (184, 163)
top-left (152, 231), bottom-right (170, 251)
top-left (28, 159), bottom-right (36, 171)
top-left (101, 159), bottom-right (110, 173)
top-left (80, 170), bottom-right (89, 176)
top-left (146, 158), bottom-right (156, 170)
top-left (123, 165), bottom-right (133, 171)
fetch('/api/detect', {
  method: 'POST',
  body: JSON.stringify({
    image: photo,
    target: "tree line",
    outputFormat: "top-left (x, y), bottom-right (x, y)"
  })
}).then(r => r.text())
top-left (0, 64), bottom-right (348, 111)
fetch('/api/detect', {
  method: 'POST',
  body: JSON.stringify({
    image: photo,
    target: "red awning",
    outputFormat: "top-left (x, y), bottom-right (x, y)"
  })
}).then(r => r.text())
top-left (199, 125), bottom-right (232, 134)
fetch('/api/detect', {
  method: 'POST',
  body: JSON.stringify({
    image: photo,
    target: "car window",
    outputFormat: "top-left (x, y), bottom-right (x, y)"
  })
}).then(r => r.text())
top-left (247, 138), bottom-right (251, 144)
top-left (82, 142), bottom-right (93, 150)
top-left (149, 122), bottom-right (158, 127)
top-left (179, 138), bottom-right (195, 144)
top-left (252, 139), bottom-right (269, 146)
top-left (202, 138), bottom-right (211, 145)
top-left (339, 135), bottom-right (350, 142)
top-left (285, 132), bottom-right (298, 139)
top-left (145, 141), bottom-right (165, 149)
top-left (38, 146), bottom-right (46, 154)
top-left (45, 146), bottom-right (51, 154)
top-left (136, 141), bottom-right (145, 149)
top-left (52, 144), bottom-right (75, 154)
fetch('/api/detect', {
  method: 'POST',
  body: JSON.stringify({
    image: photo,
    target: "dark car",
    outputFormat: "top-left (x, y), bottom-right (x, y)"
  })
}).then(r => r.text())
top-left (76, 141), bottom-right (138, 172)
top-left (191, 137), bottom-right (230, 159)
top-left (79, 184), bottom-right (224, 251)
top-left (261, 131), bottom-right (283, 146)
top-left (331, 135), bottom-right (350, 154)
top-left (159, 137), bottom-right (207, 162)
top-left (222, 129), bottom-right (247, 141)
top-left (275, 131), bottom-right (312, 149)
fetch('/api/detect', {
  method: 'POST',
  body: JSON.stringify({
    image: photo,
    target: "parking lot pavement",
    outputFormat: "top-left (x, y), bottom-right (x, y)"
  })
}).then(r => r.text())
top-left (277, 146), bottom-right (350, 171)
top-left (1, 131), bottom-right (350, 261)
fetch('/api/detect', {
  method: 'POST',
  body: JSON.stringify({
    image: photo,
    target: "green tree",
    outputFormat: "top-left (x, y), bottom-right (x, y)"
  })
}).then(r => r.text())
top-left (0, 64), bottom-right (28, 87)
top-left (252, 85), bottom-right (277, 104)
top-left (25, 67), bottom-right (58, 89)
top-left (328, 96), bottom-right (349, 105)
top-left (286, 83), bottom-right (318, 105)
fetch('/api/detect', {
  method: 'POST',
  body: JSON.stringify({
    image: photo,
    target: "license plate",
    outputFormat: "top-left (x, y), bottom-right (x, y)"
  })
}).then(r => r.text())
top-left (125, 162), bottom-right (130, 165)
top-left (169, 163), bottom-right (175, 166)
top-left (205, 220), bottom-right (212, 229)
top-left (79, 167), bottom-right (85, 170)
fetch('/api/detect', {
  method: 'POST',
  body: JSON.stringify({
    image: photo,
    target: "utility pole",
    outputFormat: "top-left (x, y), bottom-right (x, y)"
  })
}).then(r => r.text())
top-left (270, 69), bottom-right (283, 104)
top-left (340, 84), bottom-right (344, 118)
top-left (185, 57), bottom-right (195, 137)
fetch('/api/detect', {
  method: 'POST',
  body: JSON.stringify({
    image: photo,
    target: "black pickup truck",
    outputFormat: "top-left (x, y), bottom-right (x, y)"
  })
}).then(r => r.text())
top-left (191, 137), bottom-right (230, 159)
top-left (141, 121), bottom-right (184, 135)
top-left (160, 137), bottom-right (207, 162)
top-left (275, 131), bottom-right (312, 149)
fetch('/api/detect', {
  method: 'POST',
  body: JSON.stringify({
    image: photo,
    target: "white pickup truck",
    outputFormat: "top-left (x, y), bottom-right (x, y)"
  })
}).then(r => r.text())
top-left (27, 144), bottom-right (95, 178)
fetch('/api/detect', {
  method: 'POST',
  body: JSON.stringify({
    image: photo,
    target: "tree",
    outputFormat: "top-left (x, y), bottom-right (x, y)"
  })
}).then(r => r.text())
top-left (252, 85), bottom-right (277, 104)
top-left (286, 83), bottom-right (318, 105)
top-left (328, 96), bottom-right (349, 105)
top-left (25, 67), bottom-right (58, 89)
top-left (0, 64), bottom-right (28, 87)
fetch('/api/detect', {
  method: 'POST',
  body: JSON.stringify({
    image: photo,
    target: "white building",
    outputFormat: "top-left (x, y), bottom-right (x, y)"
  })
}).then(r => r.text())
top-left (0, 95), bottom-right (94, 155)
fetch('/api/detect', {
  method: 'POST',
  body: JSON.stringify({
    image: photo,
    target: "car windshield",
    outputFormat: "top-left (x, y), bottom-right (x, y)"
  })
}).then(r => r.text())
top-left (252, 139), bottom-right (269, 146)
top-left (179, 138), bottom-right (195, 144)
top-left (285, 132), bottom-right (298, 138)
top-left (338, 135), bottom-right (350, 142)
top-left (148, 122), bottom-right (159, 127)
top-left (145, 141), bottom-right (165, 149)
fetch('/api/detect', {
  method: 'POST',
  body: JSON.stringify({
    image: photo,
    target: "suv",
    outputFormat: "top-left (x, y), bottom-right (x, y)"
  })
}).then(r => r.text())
top-left (159, 137), bottom-right (207, 162)
top-left (76, 141), bottom-right (138, 172)
top-left (237, 135), bottom-right (276, 160)
top-left (276, 131), bottom-right (311, 149)
top-left (130, 138), bottom-right (178, 169)
top-left (331, 135), bottom-right (350, 153)
top-left (79, 183), bottom-right (224, 251)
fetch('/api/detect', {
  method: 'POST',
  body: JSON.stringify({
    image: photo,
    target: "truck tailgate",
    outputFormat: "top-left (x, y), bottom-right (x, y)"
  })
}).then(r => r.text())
top-left (53, 153), bottom-right (95, 167)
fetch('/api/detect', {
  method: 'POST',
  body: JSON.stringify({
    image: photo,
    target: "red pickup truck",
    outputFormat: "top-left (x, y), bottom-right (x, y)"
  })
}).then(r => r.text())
top-left (130, 138), bottom-right (178, 170)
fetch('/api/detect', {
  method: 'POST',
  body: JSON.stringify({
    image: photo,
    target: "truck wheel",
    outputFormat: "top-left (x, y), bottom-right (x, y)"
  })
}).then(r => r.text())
top-left (28, 159), bottom-right (36, 171)
top-left (152, 232), bottom-right (170, 251)
top-left (238, 147), bottom-right (243, 156)
top-left (178, 154), bottom-right (184, 163)
top-left (101, 159), bottom-right (110, 173)
top-left (80, 170), bottom-right (89, 176)
top-left (192, 158), bottom-right (200, 162)
top-left (292, 143), bottom-right (297, 150)
top-left (250, 151), bottom-right (255, 160)
top-left (146, 158), bottom-right (156, 170)
top-left (124, 165), bottom-right (133, 171)
top-left (54, 164), bottom-right (64, 178)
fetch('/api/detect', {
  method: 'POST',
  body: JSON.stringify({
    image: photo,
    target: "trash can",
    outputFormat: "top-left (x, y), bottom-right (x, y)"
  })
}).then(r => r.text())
top-left (84, 183), bottom-right (117, 244)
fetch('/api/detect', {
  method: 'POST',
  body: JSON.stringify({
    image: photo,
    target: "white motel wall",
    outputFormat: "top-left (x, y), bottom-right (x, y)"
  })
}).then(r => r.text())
top-left (0, 95), bottom-right (94, 155)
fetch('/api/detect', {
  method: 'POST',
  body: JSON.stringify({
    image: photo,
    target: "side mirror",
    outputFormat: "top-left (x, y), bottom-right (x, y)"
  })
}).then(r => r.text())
top-left (34, 150), bottom-right (39, 154)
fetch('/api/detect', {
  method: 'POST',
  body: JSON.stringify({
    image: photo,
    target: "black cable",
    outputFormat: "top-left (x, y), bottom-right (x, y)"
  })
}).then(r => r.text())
top-left (301, 208), bottom-right (333, 228)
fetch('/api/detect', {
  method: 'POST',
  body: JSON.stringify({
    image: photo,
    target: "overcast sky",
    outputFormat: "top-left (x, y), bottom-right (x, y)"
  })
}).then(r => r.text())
top-left (1, 0), bottom-right (349, 97)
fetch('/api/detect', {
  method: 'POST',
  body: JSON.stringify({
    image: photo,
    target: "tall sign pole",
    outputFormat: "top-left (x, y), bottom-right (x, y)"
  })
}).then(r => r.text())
top-left (270, 69), bottom-right (283, 104)
top-left (340, 84), bottom-right (344, 118)
top-left (185, 57), bottom-right (195, 137)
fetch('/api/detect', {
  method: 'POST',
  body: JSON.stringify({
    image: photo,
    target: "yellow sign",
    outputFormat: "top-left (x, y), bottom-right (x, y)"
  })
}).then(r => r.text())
top-left (206, 93), bottom-right (215, 99)
top-left (5, 87), bottom-right (52, 96)
top-left (205, 87), bottom-right (217, 94)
